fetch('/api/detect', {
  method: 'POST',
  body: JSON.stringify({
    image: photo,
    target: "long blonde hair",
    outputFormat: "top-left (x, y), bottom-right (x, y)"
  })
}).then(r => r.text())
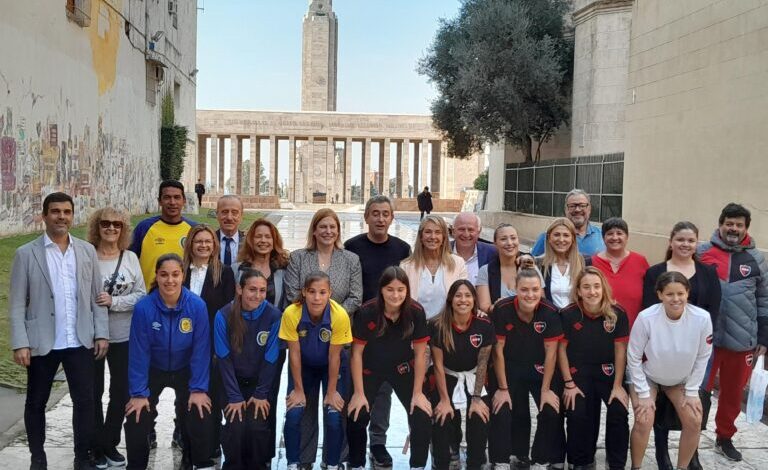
top-left (404, 215), bottom-right (455, 272)
top-left (182, 224), bottom-right (223, 288)
top-left (541, 218), bottom-right (583, 283)
top-left (570, 267), bottom-right (617, 324)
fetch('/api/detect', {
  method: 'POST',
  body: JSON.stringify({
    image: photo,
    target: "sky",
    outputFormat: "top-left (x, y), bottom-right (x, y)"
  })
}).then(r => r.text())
top-left (196, 0), bottom-right (463, 114)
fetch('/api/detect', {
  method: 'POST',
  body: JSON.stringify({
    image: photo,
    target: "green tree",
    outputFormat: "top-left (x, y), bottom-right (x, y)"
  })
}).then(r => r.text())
top-left (419, 0), bottom-right (573, 162)
top-left (159, 92), bottom-right (188, 180)
top-left (473, 169), bottom-right (488, 190)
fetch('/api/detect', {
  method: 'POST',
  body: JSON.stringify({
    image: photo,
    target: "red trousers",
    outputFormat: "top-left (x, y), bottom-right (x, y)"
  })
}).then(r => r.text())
top-left (706, 347), bottom-right (754, 439)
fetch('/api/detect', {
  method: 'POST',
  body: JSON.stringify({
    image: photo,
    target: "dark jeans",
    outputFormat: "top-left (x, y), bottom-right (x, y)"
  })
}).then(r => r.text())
top-left (565, 376), bottom-right (628, 468)
top-left (489, 376), bottom-right (565, 465)
top-left (285, 362), bottom-right (348, 467)
top-left (93, 341), bottom-right (129, 454)
top-left (347, 371), bottom-right (431, 468)
top-left (220, 380), bottom-right (272, 470)
top-left (124, 368), bottom-right (214, 470)
top-left (267, 350), bottom-right (287, 460)
top-left (368, 381), bottom-right (392, 448)
top-left (25, 346), bottom-right (95, 463)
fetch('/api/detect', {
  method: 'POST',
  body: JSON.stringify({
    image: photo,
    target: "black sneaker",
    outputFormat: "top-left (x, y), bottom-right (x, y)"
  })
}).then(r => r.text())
top-left (512, 456), bottom-right (531, 470)
top-left (73, 457), bottom-right (97, 470)
top-left (148, 430), bottom-right (157, 449)
top-left (91, 453), bottom-right (108, 469)
top-left (716, 437), bottom-right (742, 461)
top-left (103, 447), bottom-right (126, 467)
top-left (370, 444), bottom-right (393, 468)
top-left (29, 456), bottom-right (47, 470)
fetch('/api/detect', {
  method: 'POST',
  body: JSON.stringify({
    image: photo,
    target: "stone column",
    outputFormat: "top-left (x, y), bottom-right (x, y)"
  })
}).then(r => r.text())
top-left (288, 136), bottom-right (297, 202)
top-left (344, 137), bottom-right (353, 203)
top-left (440, 142), bottom-right (451, 198)
top-left (431, 140), bottom-right (441, 193)
top-left (412, 142), bottom-right (420, 191)
top-left (326, 139), bottom-right (336, 203)
top-left (210, 135), bottom-right (219, 192)
top-left (421, 139), bottom-right (429, 192)
top-left (197, 135), bottom-right (207, 186)
top-left (401, 139), bottom-right (411, 198)
top-left (362, 138), bottom-right (372, 201)
top-left (249, 135), bottom-right (259, 195)
top-left (230, 134), bottom-right (239, 195)
top-left (218, 137), bottom-right (226, 194)
top-left (380, 138), bottom-right (390, 196)
top-left (269, 135), bottom-right (277, 196)
top-left (305, 137), bottom-right (314, 203)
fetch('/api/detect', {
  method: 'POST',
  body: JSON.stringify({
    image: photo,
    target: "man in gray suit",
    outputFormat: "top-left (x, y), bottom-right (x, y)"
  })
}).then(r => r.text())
top-left (9, 192), bottom-right (109, 470)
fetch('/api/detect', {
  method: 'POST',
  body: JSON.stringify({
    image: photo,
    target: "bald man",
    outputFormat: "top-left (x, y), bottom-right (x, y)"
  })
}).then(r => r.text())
top-left (451, 212), bottom-right (497, 285)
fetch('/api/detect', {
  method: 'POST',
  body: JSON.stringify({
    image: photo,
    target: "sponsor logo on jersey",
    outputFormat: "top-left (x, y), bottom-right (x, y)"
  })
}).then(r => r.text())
top-left (505, 323), bottom-right (514, 331)
top-left (746, 353), bottom-right (754, 367)
top-left (533, 321), bottom-right (546, 334)
top-left (257, 331), bottom-right (270, 346)
top-left (298, 329), bottom-right (308, 338)
top-left (534, 363), bottom-right (545, 374)
top-left (154, 237), bottom-right (166, 246)
top-left (179, 318), bottom-right (193, 334)
top-left (469, 334), bottom-right (483, 348)
top-left (603, 320), bottom-right (615, 333)
top-left (319, 328), bottom-right (331, 343)
top-left (573, 322), bottom-right (583, 331)
top-left (367, 321), bottom-right (376, 331)
top-left (397, 362), bottom-right (411, 375)
top-left (706, 334), bottom-right (713, 345)
top-left (740, 264), bottom-right (752, 277)
top-left (601, 363), bottom-right (615, 376)
top-left (152, 321), bottom-right (162, 331)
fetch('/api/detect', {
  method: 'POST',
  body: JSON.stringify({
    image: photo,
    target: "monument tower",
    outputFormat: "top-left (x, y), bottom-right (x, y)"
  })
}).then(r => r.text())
top-left (302, 0), bottom-right (338, 111)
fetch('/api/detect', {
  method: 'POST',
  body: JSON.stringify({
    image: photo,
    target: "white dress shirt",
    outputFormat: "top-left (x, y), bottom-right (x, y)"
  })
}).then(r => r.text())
top-left (219, 231), bottom-right (240, 264)
top-left (454, 244), bottom-right (479, 285)
top-left (189, 264), bottom-right (208, 296)
top-left (549, 264), bottom-right (572, 308)
top-left (44, 233), bottom-right (81, 349)
top-left (418, 266), bottom-right (447, 319)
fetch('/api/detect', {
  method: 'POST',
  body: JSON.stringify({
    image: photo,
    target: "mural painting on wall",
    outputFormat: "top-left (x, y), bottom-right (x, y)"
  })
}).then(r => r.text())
top-left (0, 107), bottom-right (157, 235)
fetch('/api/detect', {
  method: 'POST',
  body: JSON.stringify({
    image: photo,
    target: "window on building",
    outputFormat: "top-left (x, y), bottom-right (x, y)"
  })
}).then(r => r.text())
top-left (66, 0), bottom-right (91, 27)
top-left (146, 61), bottom-right (163, 106)
top-left (174, 81), bottom-right (181, 109)
top-left (169, 0), bottom-right (178, 28)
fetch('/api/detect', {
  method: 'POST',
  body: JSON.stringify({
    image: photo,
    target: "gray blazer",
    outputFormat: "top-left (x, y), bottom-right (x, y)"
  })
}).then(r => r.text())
top-left (9, 235), bottom-right (109, 356)
top-left (284, 248), bottom-right (363, 315)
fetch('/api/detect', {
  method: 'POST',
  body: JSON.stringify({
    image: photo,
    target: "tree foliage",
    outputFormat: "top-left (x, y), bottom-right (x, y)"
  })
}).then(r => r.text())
top-left (473, 169), bottom-right (488, 190)
top-left (419, 0), bottom-right (573, 162)
top-left (160, 91), bottom-right (188, 181)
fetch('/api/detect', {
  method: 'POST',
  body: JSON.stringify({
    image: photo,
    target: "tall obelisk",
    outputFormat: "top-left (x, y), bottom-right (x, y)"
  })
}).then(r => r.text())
top-left (297, 0), bottom-right (339, 203)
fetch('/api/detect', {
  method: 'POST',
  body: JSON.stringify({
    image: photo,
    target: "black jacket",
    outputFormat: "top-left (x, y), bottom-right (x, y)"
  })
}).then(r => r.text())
top-left (641, 260), bottom-right (721, 326)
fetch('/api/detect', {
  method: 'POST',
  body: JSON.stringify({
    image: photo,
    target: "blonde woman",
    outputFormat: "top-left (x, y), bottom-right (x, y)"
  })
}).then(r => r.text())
top-left (400, 215), bottom-right (468, 319)
top-left (87, 207), bottom-right (146, 468)
top-left (537, 218), bottom-right (584, 308)
top-left (476, 223), bottom-right (524, 313)
top-left (558, 267), bottom-right (630, 470)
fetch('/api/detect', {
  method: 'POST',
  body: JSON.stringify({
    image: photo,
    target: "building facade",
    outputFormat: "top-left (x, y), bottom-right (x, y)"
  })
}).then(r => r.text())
top-left (0, 0), bottom-right (198, 234)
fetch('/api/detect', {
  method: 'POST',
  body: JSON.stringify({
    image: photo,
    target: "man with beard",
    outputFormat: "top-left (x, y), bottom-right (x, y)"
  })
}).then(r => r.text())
top-left (699, 203), bottom-right (768, 462)
top-left (530, 189), bottom-right (605, 256)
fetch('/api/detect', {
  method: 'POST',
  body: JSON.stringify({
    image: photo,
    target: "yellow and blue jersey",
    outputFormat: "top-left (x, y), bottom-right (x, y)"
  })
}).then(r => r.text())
top-left (129, 215), bottom-right (196, 289)
top-left (279, 299), bottom-right (351, 368)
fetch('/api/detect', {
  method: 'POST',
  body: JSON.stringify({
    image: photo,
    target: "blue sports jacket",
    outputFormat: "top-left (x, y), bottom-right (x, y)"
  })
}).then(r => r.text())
top-left (128, 287), bottom-right (211, 397)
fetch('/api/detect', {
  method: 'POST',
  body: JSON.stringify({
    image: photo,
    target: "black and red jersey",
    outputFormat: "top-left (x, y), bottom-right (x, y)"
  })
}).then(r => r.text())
top-left (560, 303), bottom-right (629, 379)
top-left (493, 296), bottom-right (563, 379)
top-left (352, 300), bottom-right (429, 375)
top-left (430, 316), bottom-right (496, 372)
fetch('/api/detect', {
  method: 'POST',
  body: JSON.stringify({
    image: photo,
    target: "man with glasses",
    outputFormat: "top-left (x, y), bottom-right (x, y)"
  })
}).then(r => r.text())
top-left (530, 189), bottom-right (605, 256)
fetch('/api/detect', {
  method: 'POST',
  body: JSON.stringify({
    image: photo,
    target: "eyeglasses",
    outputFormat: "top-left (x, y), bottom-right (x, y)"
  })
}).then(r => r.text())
top-left (566, 203), bottom-right (590, 211)
top-left (192, 239), bottom-right (214, 245)
top-left (99, 220), bottom-right (124, 229)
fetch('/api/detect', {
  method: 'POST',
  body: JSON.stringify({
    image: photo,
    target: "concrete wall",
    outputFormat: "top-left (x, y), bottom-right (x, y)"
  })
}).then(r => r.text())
top-left (0, 0), bottom-right (197, 235)
top-left (623, 0), bottom-right (768, 250)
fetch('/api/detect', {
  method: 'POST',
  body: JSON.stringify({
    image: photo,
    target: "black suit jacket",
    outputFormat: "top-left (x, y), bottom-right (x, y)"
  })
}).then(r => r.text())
top-left (641, 260), bottom-right (721, 325)
top-left (184, 265), bottom-right (236, 326)
top-left (216, 229), bottom-right (245, 265)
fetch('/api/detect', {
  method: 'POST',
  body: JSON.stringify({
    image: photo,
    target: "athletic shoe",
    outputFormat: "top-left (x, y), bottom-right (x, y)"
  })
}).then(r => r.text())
top-left (103, 447), bottom-right (126, 467)
top-left (370, 444), bottom-right (394, 467)
top-left (716, 437), bottom-right (743, 461)
top-left (91, 453), bottom-right (108, 469)
top-left (511, 456), bottom-right (531, 470)
top-left (493, 464), bottom-right (511, 470)
top-left (73, 457), bottom-right (97, 470)
top-left (286, 465), bottom-right (299, 470)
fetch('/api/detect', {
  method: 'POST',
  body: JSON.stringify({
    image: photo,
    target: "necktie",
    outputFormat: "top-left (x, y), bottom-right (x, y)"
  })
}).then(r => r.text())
top-left (223, 237), bottom-right (233, 266)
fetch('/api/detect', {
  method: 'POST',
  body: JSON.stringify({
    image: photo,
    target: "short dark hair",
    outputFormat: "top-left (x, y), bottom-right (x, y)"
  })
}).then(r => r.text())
top-left (601, 217), bottom-right (628, 238)
top-left (158, 180), bottom-right (186, 200)
top-left (655, 271), bottom-right (690, 294)
top-left (42, 192), bottom-right (74, 215)
top-left (718, 203), bottom-right (751, 228)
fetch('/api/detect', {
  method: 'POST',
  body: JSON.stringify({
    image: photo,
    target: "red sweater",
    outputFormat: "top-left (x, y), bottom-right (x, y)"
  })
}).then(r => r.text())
top-left (591, 252), bottom-right (650, 327)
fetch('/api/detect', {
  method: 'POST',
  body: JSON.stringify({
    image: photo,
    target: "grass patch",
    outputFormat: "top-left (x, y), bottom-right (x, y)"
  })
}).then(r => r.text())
top-left (0, 210), bottom-right (263, 388)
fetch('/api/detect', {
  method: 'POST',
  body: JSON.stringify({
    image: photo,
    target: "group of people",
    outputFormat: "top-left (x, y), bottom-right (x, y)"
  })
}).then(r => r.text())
top-left (8, 182), bottom-right (767, 470)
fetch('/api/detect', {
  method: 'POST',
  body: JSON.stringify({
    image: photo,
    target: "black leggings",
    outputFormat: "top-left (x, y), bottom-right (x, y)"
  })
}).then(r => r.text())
top-left (565, 375), bottom-right (628, 468)
top-left (220, 381), bottom-right (273, 470)
top-left (489, 376), bottom-right (565, 465)
top-left (347, 371), bottom-right (432, 468)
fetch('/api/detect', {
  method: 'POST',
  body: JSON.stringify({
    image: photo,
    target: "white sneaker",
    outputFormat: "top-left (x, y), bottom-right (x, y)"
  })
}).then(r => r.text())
top-left (493, 464), bottom-right (511, 470)
top-left (286, 465), bottom-right (299, 470)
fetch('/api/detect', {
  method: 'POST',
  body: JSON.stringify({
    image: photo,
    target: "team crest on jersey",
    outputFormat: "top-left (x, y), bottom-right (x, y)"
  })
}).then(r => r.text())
top-left (746, 353), bottom-right (754, 367)
top-left (573, 322), bottom-right (583, 331)
top-left (505, 323), bottom-right (514, 331)
top-left (257, 331), bottom-right (270, 346)
top-left (740, 264), bottom-right (752, 277)
top-left (569, 366), bottom-right (578, 375)
top-left (469, 334), bottom-right (483, 348)
top-left (534, 363), bottom-right (545, 374)
top-left (298, 329), bottom-right (308, 338)
top-left (706, 335), bottom-right (713, 345)
top-left (601, 363), bottom-right (615, 376)
top-left (152, 321), bottom-right (162, 331)
top-left (603, 320), bottom-right (615, 333)
top-left (179, 318), bottom-right (193, 334)
top-left (533, 321), bottom-right (546, 334)
top-left (319, 328), bottom-right (331, 343)
top-left (180, 236), bottom-right (187, 248)
top-left (367, 321), bottom-right (376, 331)
top-left (397, 362), bottom-right (411, 375)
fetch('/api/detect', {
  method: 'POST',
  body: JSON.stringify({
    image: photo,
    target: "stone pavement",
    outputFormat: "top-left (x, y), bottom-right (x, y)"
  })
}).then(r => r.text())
top-left (1, 210), bottom-right (767, 469)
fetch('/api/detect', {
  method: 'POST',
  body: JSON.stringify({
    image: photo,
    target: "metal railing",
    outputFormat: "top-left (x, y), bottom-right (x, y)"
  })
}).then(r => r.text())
top-left (503, 153), bottom-right (624, 222)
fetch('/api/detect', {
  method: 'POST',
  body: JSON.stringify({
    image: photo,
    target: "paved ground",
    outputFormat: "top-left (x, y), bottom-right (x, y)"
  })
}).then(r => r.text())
top-left (1, 210), bottom-right (768, 469)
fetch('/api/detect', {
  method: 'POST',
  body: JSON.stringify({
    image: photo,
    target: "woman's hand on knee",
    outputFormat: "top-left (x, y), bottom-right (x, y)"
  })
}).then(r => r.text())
top-left (348, 392), bottom-right (369, 421)
top-left (410, 391), bottom-right (432, 416)
top-left (608, 384), bottom-right (629, 410)
top-left (286, 389), bottom-right (306, 410)
top-left (434, 398), bottom-right (454, 426)
top-left (188, 392), bottom-right (212, 419)
top-left (125, 397), bottom-right (150, 423)
top-left (681, 394), bottom-right (703, 421)
top-left (633, 396), bottom-right (655, 424)
top-left (323, 390), bottom-right (345, 412)
top-left (562, 384), bottom-right (584, 411)
top-left (224, 401), bottom-right (245, 423)
top-left (492, 389), bottom-right (512, 414)
top-left (540, 389), bottom-right (560, 413)
top-left (247, 397), bottom-right (271, 419)
top-left (469, 397), bottom-right (490, 423)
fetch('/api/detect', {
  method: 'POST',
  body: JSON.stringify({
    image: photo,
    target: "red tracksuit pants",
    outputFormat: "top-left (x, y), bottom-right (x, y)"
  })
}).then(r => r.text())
top-left (706, 347), bottom-right (754, 439)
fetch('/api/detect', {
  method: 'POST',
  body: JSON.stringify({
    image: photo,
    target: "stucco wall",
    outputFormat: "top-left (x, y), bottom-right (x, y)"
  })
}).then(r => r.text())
top-left (623, 0), bottom-right (768, 249)
top-left (0, 0), bottom-right (197, 235)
